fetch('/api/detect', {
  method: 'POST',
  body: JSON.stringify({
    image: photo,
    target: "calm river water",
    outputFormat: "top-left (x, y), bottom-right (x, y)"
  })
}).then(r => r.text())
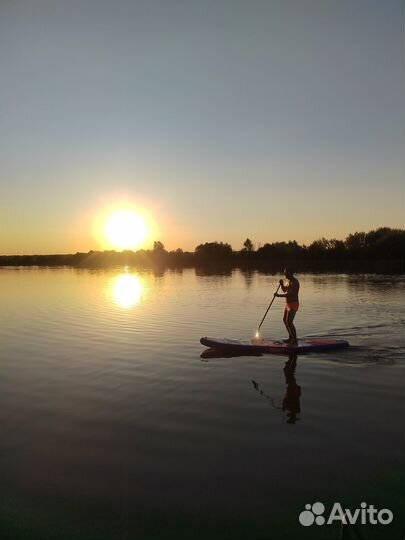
top-left (0, 268), bottom-right (403, 540)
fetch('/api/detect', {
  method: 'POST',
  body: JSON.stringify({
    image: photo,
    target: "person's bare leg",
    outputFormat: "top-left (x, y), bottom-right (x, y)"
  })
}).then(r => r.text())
top-left (287, 310), bottom-right (298, 345)
top-left (283, 309), bottom-right (292, 341)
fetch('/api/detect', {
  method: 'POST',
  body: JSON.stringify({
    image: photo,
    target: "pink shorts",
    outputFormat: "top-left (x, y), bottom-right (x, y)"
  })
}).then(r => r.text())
top-left (285, 302), bottom-right (299, 312)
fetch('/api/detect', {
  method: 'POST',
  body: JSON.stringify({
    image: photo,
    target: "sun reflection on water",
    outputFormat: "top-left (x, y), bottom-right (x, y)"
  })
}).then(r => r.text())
top-left (109, 272), bottom-right (146, 308)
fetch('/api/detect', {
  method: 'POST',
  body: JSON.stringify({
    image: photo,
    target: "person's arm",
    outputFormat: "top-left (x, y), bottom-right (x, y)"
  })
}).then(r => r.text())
top-left (279, 279), bottom-right (288, 292)
top-left (275, 279), bottom-right (288, 297)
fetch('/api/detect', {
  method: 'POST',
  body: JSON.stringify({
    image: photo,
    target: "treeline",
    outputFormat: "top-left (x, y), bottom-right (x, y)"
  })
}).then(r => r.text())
top-left (0, 228), bottom-right (403, 272)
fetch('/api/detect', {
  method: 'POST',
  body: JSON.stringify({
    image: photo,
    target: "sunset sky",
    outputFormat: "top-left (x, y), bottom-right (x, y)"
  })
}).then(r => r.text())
top-left (0, 0), bottom-right (403, 255)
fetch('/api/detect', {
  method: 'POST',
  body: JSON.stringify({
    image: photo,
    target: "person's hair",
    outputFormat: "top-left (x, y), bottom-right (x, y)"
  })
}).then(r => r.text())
top-left (284, 266), bottom-right (295, 275)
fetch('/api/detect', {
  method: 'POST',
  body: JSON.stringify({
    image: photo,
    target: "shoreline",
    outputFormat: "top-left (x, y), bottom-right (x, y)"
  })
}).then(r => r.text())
top-left (0, 257), bottom-right (403, 275)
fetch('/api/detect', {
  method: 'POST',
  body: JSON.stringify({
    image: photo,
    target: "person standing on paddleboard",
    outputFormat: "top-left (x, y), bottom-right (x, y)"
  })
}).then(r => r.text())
top-left (275, 267), bottom-right (300, 346)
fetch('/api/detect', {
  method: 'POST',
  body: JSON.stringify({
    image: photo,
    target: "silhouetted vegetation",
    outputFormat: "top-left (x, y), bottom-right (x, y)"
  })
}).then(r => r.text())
top-left (242, 238), bottom-right (254, 252)
top-left (0, 227), bottom-right (403, 273)
top-left (195, 242), bottom-right (233, 262)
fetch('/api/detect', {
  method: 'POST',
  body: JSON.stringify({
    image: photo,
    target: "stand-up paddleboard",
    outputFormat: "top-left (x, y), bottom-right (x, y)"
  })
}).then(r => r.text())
top-left (200, 337), bottom-right (349, 354)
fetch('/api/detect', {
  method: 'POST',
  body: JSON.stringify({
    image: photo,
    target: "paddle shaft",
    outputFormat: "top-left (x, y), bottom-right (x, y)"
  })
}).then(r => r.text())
top-left (257, 283), bottom-right (281, 334)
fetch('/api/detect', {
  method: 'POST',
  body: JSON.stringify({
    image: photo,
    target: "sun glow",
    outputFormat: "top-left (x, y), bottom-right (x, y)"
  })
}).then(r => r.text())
top-left (103, 209), bottom-right (148, 250)
top-left (109, 272), bottom-right (146, 308)
top-left (93, 201), bottom-right (160, 252)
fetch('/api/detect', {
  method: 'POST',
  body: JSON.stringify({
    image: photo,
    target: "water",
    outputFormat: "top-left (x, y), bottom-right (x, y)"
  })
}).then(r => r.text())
top-left (0, 268), bottom-right (403, 539)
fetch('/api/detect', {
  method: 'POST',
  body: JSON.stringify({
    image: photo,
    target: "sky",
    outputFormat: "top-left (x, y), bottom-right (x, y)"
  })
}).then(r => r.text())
top-left (0, 0), bottom-right (404, 254)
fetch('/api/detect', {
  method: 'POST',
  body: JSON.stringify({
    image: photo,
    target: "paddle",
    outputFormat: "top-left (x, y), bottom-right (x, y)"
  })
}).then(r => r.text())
top-left (255, 283), bottom-right (281, 338)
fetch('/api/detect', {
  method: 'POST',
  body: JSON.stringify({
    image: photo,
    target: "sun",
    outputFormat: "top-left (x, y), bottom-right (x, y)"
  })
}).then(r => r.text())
top-left (104, 209), bottom-right (148, 250)
top-left (93, 201), bottom-right (159, 251)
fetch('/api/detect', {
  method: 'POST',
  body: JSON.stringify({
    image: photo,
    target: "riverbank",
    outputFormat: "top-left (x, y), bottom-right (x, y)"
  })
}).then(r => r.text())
top-left (0, 252), bottom-right (403, 274)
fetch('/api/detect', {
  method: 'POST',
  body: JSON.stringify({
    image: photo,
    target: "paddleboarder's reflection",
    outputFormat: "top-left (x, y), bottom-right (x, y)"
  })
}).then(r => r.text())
top-left (252, 353), bottom-right (301, 424)
top-left (282, 353), bottom-right (301, 423)
top-left (199, 349), bottom-right (301, 423)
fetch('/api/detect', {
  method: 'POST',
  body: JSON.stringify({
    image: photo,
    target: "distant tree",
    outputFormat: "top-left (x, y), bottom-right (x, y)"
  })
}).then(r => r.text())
top-left (242, 238), bottom-right (254, 252)
top-left (328, 239), bottom-right (346, 258)
top-left (345, 232), bottom-right (367, 252)
top-left (151, 241), bottom-right (167, 262)
top-left (342, 228), bottom-right (405, 260)
top-left (153, 240), bottom-right (166, 253)
top-left (195, 241), bottom-right (233, 261)
top-left (306, 238), bottom-right (347, 260)
top-left (307, 238), bottom-right (329, 257)
top-left (257, 240), bottom-right (303, 260)
top-left (364, 227), bottom-right (405, 259)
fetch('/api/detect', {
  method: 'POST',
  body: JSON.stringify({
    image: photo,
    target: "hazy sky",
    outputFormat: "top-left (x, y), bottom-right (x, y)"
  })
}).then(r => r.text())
top-left (0, 0), bottom-right (403, 254)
